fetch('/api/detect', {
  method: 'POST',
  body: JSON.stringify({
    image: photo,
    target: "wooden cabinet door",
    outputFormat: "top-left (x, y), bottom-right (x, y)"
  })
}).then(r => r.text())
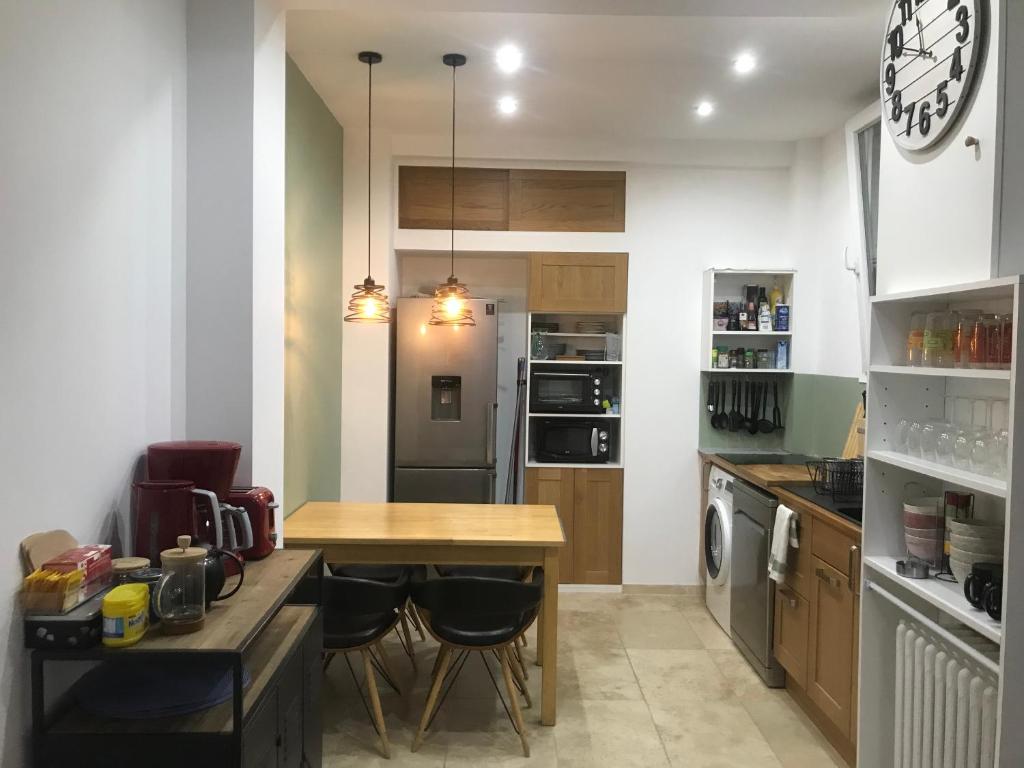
top-left (243, 691), bottom-right (279, 768)
top-left (572, 468), bottom-right (623, 584)
top-left (398, 166), bottom-right (509, 230)
top-left (301, 611), bottom-right (323, 767)
top-left (773, 586), bottom-right (810, 688)
top-left (807, 556), bottom-right (856, 738)
top-left (509, 170), bottom-right (626, 232)
top-left (527, 252), bottom-right (628, 313)
top-left (525, 467), bottom-right (575, 583)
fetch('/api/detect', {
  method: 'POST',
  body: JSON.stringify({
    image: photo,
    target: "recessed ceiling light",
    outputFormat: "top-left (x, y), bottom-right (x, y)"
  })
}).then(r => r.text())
top-left (695, 100), bottom-right (715, 118)
top-left (497, 95), bottom-right (518, 115)
top-left (733, 52), bottom-right (757, 75)
top-left (496, 44), bottom-right (523, 73)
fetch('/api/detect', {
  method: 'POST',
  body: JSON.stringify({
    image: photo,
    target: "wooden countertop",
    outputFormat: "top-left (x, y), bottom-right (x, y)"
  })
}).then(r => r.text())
top-left (286, 502), bottom-right (566, 548)
top-left (701, 452), bottom-right (860, 538)
top-left (700, 452), bottom-right (814, 489)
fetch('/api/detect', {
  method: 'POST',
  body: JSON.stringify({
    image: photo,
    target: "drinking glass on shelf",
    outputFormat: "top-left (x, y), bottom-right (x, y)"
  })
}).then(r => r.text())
top-left (991, 399), bottom-right (1010, 479)
top-left (985, 315), bottom-right (1003, 370)
top-left (907, 419), bottom-right (924, 458)
top-left (970, 431), bottom-right (993, 476)
top-left (920, 420), bottom-right (944, 462)
top-left (954, 428), bottom-right (974, 470)
top-left (999, 315), bottom-right (1013, 370)
top-left (969, 315), bottom-right (993, 369)
top-left (953, 310), bottom-right (981, 368)
top-left (894, 417), bottom-right (910, 453)
top-left (936, 423), bottom-right (957, 466)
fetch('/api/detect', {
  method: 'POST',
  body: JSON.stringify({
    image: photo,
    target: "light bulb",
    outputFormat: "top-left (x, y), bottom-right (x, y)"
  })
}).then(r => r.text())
top-left (495, 44), bottom-right (523, 74)
top-left (695, 100), bottom-right (715, 118)
top-left (444, 296), bottom-right (463, 318)
top-left (733, 52), bottom-right (757, 75)
top-left (361, 297), bottom-right (379, 318)
top-left (420, 323), bottom-right (427, 335)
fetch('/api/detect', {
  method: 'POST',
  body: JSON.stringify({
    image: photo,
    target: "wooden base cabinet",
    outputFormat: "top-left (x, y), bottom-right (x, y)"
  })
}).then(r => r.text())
top-left (807, 556), bottom-right (856, 738)
top-left (525, 467), bottom-right (622, 585)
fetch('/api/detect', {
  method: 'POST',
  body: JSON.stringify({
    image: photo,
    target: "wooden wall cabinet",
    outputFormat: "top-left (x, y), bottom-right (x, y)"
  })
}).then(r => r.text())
top-left (525, 466), bottom-right (622, 584)
top-left (398, 166), bottom-right (509, 230)
top-left (527, 252), bottom-right (628, 313)
top-left (508, 170), bottom-right (625, 232)
top-left (397, 166), bottom-right (625, 233)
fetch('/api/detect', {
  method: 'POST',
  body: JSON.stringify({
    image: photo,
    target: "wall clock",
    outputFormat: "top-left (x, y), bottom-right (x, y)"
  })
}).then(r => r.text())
top-left (880, 0), bottom-right (987, 151)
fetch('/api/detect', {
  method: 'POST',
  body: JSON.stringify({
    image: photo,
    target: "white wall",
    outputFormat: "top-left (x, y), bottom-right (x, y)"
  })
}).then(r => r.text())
top-left (0, 2), bottom-right (187, 763)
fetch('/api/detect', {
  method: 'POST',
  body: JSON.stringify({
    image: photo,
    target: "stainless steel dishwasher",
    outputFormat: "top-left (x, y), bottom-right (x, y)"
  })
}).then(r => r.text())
top-left (730, 478), bottom-right (785, 688)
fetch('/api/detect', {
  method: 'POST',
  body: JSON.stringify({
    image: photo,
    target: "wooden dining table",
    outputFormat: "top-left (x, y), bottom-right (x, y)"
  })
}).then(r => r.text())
top-left (284, 501), bottom-right (566, 725)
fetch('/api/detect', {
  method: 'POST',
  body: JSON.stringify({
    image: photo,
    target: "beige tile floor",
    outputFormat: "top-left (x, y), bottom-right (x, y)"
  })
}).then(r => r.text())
top-left (322, 591), bottom-right (847, 767)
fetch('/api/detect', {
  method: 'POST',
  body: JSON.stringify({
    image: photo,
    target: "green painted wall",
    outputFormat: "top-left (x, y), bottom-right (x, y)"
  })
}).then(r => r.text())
top-left (699, 373), bottom-right (863, 458)
top-left (284, 56), bottom-right (343, 515)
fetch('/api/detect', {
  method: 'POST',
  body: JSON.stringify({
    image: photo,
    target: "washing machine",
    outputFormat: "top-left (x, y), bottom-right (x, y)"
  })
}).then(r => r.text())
top-left (704, 466), bottom-right (734, 631)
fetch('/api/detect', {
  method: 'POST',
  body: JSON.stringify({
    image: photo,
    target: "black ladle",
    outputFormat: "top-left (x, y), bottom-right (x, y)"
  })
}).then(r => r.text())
top-left (758, 384), bottom-right (775, 433)
top-left (706, 378), bottom-right (716, 418)
top-left (729, 379), bottom-right (741, 431)
top-left (747, 381), bottom-right (760, 435)
top-left (714, 382), bottom-right (727, 429)
top-left (740, 381), bottom-right (752, 432)
top-left (772, 382), bottom-right (784, 431)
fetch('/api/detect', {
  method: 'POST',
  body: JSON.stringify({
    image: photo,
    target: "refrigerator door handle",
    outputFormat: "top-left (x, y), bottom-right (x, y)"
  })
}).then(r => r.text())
top-left (590, 427), bottom-right (599, 457)
top-left (486, 402), bottom-right (498, 466)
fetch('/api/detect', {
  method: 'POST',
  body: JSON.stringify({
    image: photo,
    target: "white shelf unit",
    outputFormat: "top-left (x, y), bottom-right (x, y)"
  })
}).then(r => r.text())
top-left (858, 276), bottom-right (1024, 767)
top-left (525, 311), bottom-right (626, 468)
top-left (700, 368), bottom-right (793, 375)
top-left (700, 268), bottom-right (795, 372)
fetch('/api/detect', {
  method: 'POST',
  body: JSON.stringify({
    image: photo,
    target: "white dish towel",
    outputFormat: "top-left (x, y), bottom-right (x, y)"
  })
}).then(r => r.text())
top-left (768, 504), bottom-right (799, 584)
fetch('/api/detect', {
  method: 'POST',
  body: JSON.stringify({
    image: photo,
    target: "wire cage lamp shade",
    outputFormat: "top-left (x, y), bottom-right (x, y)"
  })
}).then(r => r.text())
top-left (429, 52), bottom-right (475, 328)
top-left (345, 50), bottom-right (391, 324)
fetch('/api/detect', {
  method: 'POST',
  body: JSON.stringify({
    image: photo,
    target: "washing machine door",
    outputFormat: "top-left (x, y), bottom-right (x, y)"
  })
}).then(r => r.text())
top-left (705, 499), bottom-right (732, 585)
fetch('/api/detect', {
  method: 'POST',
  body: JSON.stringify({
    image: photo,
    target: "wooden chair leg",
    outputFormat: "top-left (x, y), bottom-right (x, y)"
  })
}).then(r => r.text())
top-left (413, 645), bottom-right (452, 752)
top-left (398, 612), bottom-right (417, 669)
top-left (362, 649), bottom-right (390, 759)
top-left (500, 646), bottom-right (530, 757)
top-left (513, 636), bottom-right (529, 680)
top-left (375, 641), bottom-right (402, 696)
top-left (508, 645), bottom-right (532, 709)
top-left (408, 601), bottom-right (427, 641)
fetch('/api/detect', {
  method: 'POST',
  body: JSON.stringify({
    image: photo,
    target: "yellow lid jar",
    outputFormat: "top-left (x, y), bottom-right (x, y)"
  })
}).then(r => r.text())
top-left (102, 583), bottom-right (150, 647)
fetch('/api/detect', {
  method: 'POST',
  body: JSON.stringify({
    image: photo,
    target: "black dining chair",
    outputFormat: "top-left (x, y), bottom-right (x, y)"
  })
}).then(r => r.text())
top-left (322, 569), bottom-right (411, 758)
top-left (330, 564), bottom-right (427, 665)
top-left (410, 570), bottom-right (544, 757)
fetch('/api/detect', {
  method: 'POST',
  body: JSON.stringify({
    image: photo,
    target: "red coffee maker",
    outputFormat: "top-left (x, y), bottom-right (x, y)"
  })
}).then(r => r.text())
top-left (134, 441), bottom-right (252, 567)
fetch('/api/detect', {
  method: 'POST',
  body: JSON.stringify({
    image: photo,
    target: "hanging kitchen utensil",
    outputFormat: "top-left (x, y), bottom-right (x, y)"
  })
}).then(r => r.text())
top-left (713, 382), bottom-right (726, 429)
top-left (747, 381), bottom-right (760, 435)
top-left (729, 379), bottom-right (741, 432)
top-left (772, 382), bottom-right (784, 432)
top-left (740, 381), bottom-right (751, 432)
top-left (707, 379), bottom-right (716, 417)
top-left (758, 384), bottom-right (775, 433)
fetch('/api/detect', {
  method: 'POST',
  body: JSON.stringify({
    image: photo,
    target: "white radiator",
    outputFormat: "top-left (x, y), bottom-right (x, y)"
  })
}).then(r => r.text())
top-left (894, 620), bottom-right (1000, 768)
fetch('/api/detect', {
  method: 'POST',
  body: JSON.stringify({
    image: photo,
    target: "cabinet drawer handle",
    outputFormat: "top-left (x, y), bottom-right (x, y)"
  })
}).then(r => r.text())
top-left (778, 586), bottom-right (798, 609)
top-left (815, 567), bottom-right (841, 590)
top-left (848, 544), bottom-right (860, 591)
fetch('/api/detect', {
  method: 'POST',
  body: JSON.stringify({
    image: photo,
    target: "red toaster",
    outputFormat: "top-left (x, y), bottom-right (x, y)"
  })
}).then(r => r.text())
top-left (227, 486), bottom-right (278, 560)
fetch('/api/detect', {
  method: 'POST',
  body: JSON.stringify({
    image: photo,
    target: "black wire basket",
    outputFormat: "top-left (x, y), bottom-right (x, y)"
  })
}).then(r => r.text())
top-left (806, 458), bottom-right (864, 501)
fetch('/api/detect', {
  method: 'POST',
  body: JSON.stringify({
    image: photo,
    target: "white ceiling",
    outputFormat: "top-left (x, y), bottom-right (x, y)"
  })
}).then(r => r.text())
top-left (287, 1), bottom-right (888, 146)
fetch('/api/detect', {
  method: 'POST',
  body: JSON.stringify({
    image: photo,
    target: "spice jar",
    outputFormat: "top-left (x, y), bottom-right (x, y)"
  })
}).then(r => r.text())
top-left (1000, 315), bottom-right (1013, 369)
top-left (922, 311), bottom-right (954, 367)
top-left (985, 315), bottom-right (1003, 370)
top-left (744, 349), bottom-right (755, 369)
top-left (907, 312), bottom-right (926, 366)
top-left (952, 309), bottom-right (981, 368)
top-left (969, 315), bottom-right (991, 369)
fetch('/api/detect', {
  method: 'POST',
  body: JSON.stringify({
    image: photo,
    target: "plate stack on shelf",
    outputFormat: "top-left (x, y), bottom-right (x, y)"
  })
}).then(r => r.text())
top-left (948, 518), bottom-right (1005, 583)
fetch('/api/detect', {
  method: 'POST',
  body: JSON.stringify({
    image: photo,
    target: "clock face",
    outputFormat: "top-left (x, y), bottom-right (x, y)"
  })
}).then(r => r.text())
top-left (880, 0), bottom-right (986, 152)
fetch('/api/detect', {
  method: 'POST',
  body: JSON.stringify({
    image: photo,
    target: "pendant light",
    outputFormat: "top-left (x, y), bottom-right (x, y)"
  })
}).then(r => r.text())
top-left (345, 51), bottom-right (390, 323)
top-left (429, 53), bottom-right (475, 327)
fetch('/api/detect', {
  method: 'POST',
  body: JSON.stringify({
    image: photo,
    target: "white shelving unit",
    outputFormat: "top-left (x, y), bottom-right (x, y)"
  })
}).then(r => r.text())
top-left (525, 311), bottom-right (625, 468)
top-left (858, 276), bottom-right (1024, 766)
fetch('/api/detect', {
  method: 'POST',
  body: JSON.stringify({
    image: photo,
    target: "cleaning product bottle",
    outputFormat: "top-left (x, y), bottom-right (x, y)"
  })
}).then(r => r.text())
top-left (770, 283), bottom-right (783, 313)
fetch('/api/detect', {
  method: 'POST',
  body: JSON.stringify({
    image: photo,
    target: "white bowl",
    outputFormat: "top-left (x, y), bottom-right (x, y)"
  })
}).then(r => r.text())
top-left (903, 497), bottom-right (943, 516)
top-left (949, 552), bottom-right (1003, 583)
top-left (950, 534), bottom-right (1004, 556)
top-left (947, 519), bottom-right (1004, 539)
top-left (950, 557), bottom-right (972, 583)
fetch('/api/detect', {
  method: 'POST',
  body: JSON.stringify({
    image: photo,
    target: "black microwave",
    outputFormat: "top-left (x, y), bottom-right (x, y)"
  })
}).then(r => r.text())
top-left (533, 419), bottom-right (611, 463)
top-left (529, 368), bottom-right (608, 414)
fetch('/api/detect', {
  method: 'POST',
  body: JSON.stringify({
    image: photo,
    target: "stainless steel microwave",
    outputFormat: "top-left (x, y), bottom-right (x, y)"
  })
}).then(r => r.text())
top-left (533, 418), bottom-right (611, 463)
top-left (529, 368), bottom-right (608, 414)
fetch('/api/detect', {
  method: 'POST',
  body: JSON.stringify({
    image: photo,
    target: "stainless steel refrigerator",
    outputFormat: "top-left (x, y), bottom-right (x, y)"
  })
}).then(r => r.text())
top-left (392, 297), bottom-right (498, 503)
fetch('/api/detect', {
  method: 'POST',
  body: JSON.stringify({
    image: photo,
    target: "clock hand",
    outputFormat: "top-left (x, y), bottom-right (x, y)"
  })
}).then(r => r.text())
top-left (915, 16), bottom-right (933, 58)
